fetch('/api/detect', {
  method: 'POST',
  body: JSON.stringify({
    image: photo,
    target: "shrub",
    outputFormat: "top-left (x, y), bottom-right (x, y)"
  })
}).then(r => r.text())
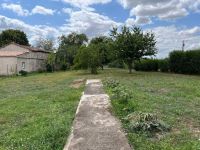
top-left (61, 63), bottom-right (70, 71)
top-left (105, 79), bottom-right (132, 103)
top-left (158, 58), bottom-right (169, 72)
top-left (169, 50), bottom-right (200, 74)
top-left (124, 112), bottom-right (170, 134)
top-left (19, 70), bottom-right (28, 76)
top-left (134, 59), bottom-right (158, 71)
top-left (104, 78), bottom-right (120, 89)
top-left (108, 60), bottom-right (125, 68)
top-left (111, 85), bottom-right (133, 103)
top-left (46, 64), bottom-right (53, 72)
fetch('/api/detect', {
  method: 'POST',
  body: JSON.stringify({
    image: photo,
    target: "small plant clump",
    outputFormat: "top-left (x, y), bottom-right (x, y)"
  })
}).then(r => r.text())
top-left (19, 70), bottom-right (28, 76)
top-left (104, 79), bottom-right (132, 103)
top-left (124, 112), bottom-right (171, 134)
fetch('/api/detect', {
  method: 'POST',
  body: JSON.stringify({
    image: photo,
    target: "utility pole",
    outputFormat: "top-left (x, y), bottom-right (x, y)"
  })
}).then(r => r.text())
top-left (182, 40), bottom-right (185, 51)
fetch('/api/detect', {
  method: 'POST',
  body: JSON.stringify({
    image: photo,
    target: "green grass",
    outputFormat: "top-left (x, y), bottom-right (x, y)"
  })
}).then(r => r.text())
top-left (0, 72), bottom-right (84, 150)
top-left (0, 69), bottom-right (200, 150)
top-left (103, 69), bottom-right (200, 150)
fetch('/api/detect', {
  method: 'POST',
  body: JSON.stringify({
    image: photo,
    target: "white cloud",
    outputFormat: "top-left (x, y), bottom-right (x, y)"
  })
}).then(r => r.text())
top-left (0, 15), bottom-right (60, 45)
top-left (60, 9), bottom-right (121, 37)
top-left (62, 8), bottom-right (73, 14)
top-left (126, 16), bottom-right (152, 26)
top-left (59, 0), bottom-right (112, 8)
top-left (32, 6), bottom-right (55, 15)
top-left (1, 3), bottom-right (29, 16)
top-left (119, 0), bottom-right (200, 22)
top-left (147, 26), bottom-right (200, 58)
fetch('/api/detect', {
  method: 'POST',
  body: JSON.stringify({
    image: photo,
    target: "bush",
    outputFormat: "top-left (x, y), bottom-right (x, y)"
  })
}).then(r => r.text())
top-left (105, 79), bottom-right (132, 103)
top-left (169, 50), bottom-right (200, 74)
top-left (46, 64), bottom-right (53, 72)
top-left (134, 59), bottom-right (158, 71)
top-left (158, 58), bottom-right (169, 72)
top-left (124, 112), bottom-right (170, 134)
top-left (108, 60), bottom-right (125, 68)
top-left (19, 70), bottom-right (28, 76)
top-left (61, 63), bottom-right (70, 71)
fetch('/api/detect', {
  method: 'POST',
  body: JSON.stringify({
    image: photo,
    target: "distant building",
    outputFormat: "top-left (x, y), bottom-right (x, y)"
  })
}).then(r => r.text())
top-left (0, 43), bottom-right (50, 75)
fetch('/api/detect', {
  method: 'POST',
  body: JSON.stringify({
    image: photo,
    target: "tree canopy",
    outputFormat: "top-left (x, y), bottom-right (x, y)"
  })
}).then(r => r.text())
top-left (74, 44), bottom-right (101, 74)
top-left (0, 29), bottom-right (29, 47)
top-left (35, 38), bottom-right (54, 51)
top-left (56, 33), bottom-right (88, 69)
top-left (111, 26), bottom-right (157, 73)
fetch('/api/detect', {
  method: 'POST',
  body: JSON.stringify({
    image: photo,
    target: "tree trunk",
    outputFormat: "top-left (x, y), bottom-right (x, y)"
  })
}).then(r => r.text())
top-left (128, 61), bottom-right (133, 74)
top-left (91, 67), bottom-right (97, 74)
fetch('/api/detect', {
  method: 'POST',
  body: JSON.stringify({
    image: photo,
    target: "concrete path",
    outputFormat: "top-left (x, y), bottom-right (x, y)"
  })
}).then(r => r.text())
top-left (64, 79), bottom-right (132, 150)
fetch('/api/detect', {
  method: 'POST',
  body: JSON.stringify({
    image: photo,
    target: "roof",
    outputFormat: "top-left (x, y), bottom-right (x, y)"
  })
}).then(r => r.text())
top-left (0, 42), bottom-right (50, 53)
top-left (11, 42), bottom-right (50, 53)
top-left (0, 51), bottom-right (28, 57)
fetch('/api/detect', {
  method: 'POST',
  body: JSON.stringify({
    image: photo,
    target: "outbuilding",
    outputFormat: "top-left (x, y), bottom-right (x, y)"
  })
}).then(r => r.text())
top-left (0, 43), bottom-right (50, 75)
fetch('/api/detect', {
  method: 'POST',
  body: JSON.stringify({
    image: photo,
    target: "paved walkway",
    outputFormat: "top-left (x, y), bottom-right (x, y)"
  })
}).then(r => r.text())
top-left (64, 79), bottom-right (132, 150)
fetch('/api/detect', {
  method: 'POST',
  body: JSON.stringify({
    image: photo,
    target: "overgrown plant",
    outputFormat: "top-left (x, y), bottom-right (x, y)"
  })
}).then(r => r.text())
top-left (124, 112), bottom-right (170, 134)
top-left (104, 79), bottom-right (132, 103)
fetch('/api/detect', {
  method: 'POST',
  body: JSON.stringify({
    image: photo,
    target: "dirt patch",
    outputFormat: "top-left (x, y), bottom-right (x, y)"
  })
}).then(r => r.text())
top-left (70, 79), bottom-right (85, 89)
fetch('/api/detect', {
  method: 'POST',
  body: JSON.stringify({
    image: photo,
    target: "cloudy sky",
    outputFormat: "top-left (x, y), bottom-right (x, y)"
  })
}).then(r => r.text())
top-left (0, 0), bottom-right (200, 57)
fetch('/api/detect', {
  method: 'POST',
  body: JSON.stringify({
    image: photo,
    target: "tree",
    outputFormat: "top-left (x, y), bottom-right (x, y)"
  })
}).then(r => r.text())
top-left (56, 33), bottom-right (88, 68)
top-left (46, 53), bottom-right (56, 72)
top-left (35, 38), bottom-right (54, 51)
top-left (110, 26), bottom-right (157, 73)
top-left (0, 29), bottom-right (29, 47)
top-left (74, 44), bottom-right (101, 74)
top-left (90, 36), bottom-right (114, 69)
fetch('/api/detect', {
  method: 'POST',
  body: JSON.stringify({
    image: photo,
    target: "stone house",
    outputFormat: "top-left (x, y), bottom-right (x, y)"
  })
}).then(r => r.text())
top-left (0, 43), bottom-right (50, 75)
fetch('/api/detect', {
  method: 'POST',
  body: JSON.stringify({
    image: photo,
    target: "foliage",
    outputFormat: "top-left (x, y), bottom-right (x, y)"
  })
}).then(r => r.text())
top-left (46, 64), bottom-right (53, 72)
top-left (169, 50), bottom-right (200, 74)
top-left (110, 26), bottom-right (157, 73)
top-left (108, 60), bottom-right (126, 68)
top-left (56, 33), bottom-right (88, 68)
top-left (74, 44), bottom-right (101, 74)
top-left (0, 29), bottom-right (29, 47)
top-left (104, 78), bottom-right (120, 89)
top-left (124, 112), bottom-right (170, 134)
top-left (90, 36), bottom-right (114, 68)
top-left (105, 79), bottom-right (132, 103)
top-left (35, 38), bottom-right (55, 51)
top-left (46, 53), bottom-right (56, 72)
top-left (134, 59), bottom-right (159, 71)
top-left (19, 70), bottom-right (28, 76)
top-left (158, 58), bottom-right (169, 72)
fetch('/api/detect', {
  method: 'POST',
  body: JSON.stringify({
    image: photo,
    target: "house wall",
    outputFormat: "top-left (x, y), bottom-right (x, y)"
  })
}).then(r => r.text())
top-left (0, 57), bottom-right (17, 75)
top-left (17, 52), bottom-right (48, 72)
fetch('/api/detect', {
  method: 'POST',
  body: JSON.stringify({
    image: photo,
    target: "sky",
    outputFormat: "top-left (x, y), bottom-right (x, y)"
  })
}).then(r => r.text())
top-left (0, 0), bottom-right (200, 58)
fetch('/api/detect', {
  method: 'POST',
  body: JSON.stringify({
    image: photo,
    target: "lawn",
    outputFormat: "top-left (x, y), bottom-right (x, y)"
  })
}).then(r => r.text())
top-left (103, 69), bottom-right (200, 150)
top-left (0, 69), bottom-right (200, 150)
top-left (0, 72), bottom-right (84, 150)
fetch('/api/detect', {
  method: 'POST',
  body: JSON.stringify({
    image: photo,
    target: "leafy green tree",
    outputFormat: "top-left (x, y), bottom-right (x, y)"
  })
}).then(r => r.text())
top-left (0, 29), bottom-right (29, 47)
top-left (90, 36), bottom-right (114, 69)
top-left (46, 53), bottom-right (56, 72)
top-left (111, 26), bottom-right (157, 73)
top-left (56, 33), bottom-right (88, 68)
top-left (36, 38), bottom-right (54, 51)
top-left (74, 44), bottom-right (101, 74)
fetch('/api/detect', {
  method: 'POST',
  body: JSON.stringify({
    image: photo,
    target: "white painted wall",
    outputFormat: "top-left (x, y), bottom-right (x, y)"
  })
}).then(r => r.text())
top-left (0, 57), bottom-right (17, 75)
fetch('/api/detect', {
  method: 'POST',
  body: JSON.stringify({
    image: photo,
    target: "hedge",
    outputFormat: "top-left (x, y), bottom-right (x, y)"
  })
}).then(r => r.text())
top-left (169, 50), bottom-right (200, 74)
top-left (158, 58), bottom-right (169, 72)
top-left (134, 59), bottom-right (159, 71)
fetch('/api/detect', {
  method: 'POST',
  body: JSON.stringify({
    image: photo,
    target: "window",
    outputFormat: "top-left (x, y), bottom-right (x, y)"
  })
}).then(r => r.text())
top-left (22, 62), bottom-right (25, 69)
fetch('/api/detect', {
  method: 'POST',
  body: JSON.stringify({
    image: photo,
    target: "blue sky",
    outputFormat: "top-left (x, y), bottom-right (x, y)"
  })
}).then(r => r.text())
top-left (0, 0), bottom-right (200, 57)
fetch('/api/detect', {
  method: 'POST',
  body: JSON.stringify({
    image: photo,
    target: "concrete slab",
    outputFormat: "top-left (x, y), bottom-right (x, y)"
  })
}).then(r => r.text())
top-left (64, 79), bottom-right (132, 150)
